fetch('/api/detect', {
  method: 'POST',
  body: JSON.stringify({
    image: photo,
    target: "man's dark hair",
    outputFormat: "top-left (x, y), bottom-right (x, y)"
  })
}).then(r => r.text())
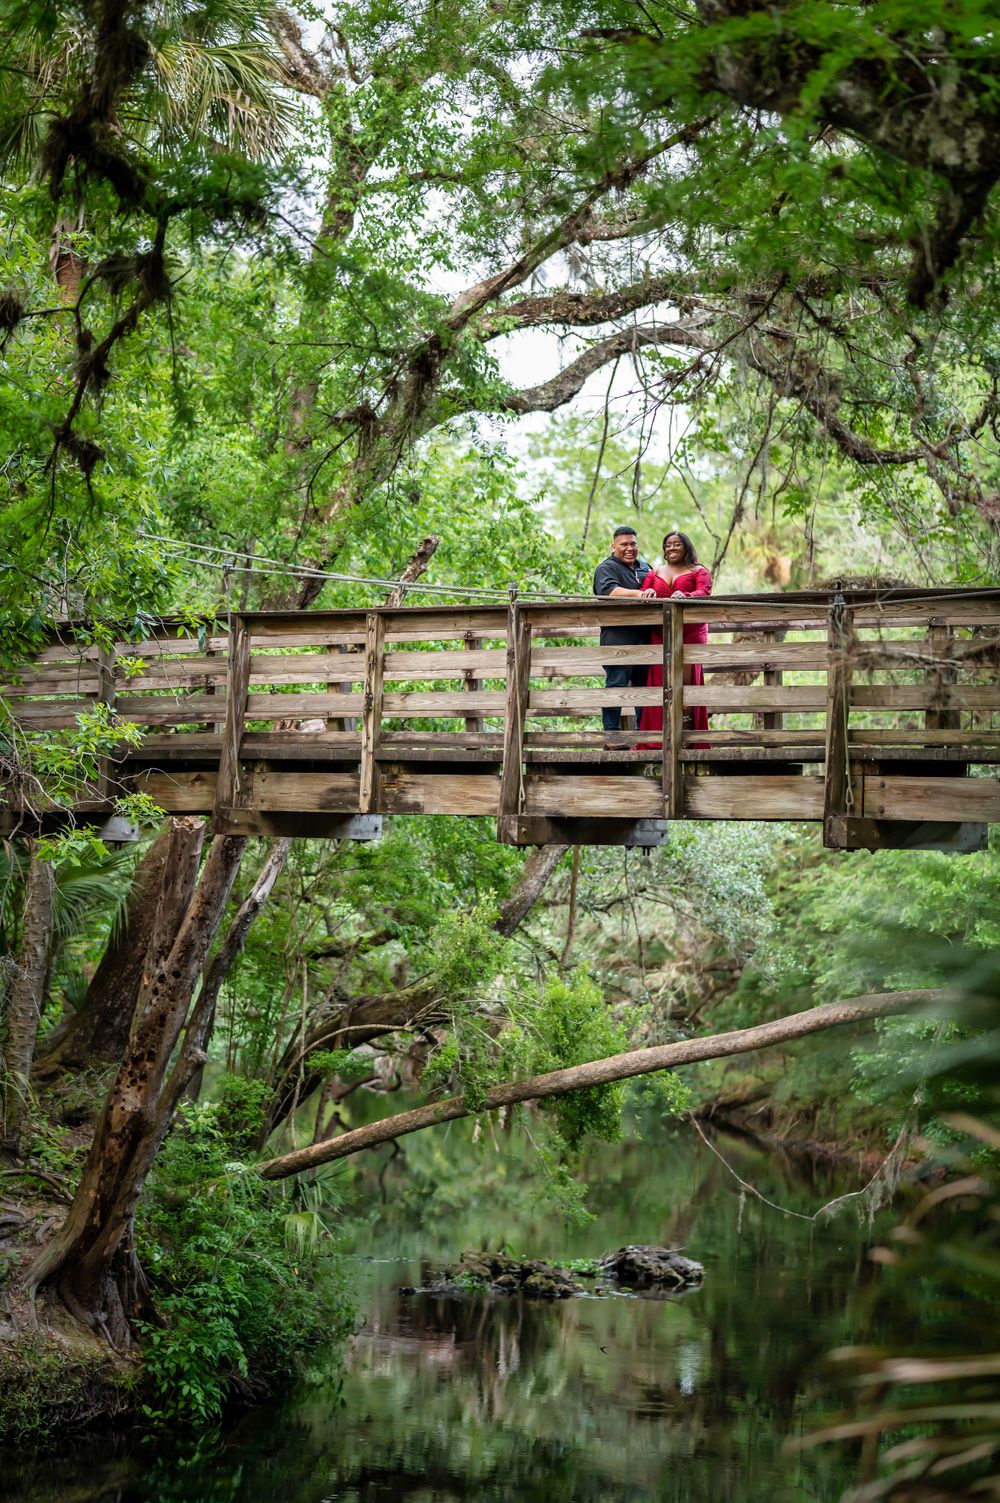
top-left (613, 525), bottom-right (638, 538)
top-left (663, 530), bottom-right (698, 565)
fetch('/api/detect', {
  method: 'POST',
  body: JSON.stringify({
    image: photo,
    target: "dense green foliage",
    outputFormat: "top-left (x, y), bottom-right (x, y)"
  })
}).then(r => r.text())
top-left (137, 1098), bottom-right (351, 1426)
top-left (0, 1), bottom-right (998, 1490)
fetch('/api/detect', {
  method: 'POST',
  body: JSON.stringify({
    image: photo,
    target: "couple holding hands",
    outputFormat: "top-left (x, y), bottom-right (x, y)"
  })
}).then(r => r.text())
top-left (592, 526), bottom-right (712, 743)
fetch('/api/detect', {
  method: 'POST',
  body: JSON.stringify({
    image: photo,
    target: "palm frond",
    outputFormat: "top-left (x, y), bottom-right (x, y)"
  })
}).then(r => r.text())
top-left (51, 846), bottom-right (136, 948)
top-left (147, 38), bottom-right (296, 156)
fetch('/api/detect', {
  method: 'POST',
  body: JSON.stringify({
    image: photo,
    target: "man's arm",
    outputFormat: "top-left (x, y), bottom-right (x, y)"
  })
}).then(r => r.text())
top-left (594, 560), bottom-right (655, 599)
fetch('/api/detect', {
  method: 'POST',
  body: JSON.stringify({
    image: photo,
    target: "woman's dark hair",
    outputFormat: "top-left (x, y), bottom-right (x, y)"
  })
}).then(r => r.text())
top-left (662, 530), bottom-right (698, 565)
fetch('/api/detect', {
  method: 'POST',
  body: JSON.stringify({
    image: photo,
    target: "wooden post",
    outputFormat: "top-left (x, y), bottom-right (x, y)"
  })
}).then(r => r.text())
top-left (204, 644), bottom-right (224, 737)
top-left (498, 601), bottom-right (531, 830)
top-left (95, 644), bottom-right (116, 801)
top-left (662, 602), bottom-right (684, 818)
top-left (359, 612), bottom-right (386, 814)
top-left (823, 595), bottom-right (856, 840)
top-left (329, 642), bottom-right (358, 734)
top-left (215, 616), bottom-right (252, 822)
top-left (761, 632), bottom-right (784, 732)
top-left (463, 631), bottom-right (484, 735)
top-left (926, 625), bottom-right (960, 736)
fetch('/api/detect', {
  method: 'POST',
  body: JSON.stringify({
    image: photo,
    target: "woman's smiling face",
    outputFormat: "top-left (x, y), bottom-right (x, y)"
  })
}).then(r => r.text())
top-left (664, 534), bottom-right (687, 564)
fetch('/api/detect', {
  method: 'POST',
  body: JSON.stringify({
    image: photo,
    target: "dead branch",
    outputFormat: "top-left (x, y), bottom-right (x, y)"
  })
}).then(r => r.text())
top-left (258, 989), bottom-right (948, 1179)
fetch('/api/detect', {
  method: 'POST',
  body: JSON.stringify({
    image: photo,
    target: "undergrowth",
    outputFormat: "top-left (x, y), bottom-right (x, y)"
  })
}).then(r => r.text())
top-left (135, 1088), bottom-right (353, 1427)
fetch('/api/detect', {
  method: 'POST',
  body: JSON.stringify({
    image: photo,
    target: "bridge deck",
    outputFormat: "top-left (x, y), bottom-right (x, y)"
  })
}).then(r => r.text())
top-left (3, 588), bottom-right (999, 849)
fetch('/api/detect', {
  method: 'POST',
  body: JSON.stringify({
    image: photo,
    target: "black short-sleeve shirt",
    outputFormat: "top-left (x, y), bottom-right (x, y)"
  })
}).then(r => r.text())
top-left (593, 555), bottom-right (653, 646)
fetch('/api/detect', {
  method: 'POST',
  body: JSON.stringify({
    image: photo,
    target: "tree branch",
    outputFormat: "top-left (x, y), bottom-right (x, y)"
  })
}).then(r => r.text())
top-left (383, 534), bottom-right (441, 608)
top-left (502, 320), bottom-right (713, 413)
top-left (258, 988), bottom-right (948, 1179)
top-left (496, 845), bottom-right (569, 936)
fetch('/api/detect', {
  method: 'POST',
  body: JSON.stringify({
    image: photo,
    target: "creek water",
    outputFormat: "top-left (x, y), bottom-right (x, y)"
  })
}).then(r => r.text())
top-left (6, 1126), bottom-right (895, 1502)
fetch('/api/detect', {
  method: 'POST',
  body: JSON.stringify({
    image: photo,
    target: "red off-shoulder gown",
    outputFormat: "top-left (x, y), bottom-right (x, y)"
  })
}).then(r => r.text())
top-left (638, 565), bottom-right (712, 741)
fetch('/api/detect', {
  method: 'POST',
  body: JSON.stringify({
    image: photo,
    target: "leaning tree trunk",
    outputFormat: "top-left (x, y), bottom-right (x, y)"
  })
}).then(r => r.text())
top-left (23, 820), bottom-right (247, 1347)
top-left (257, 990), bottom-right (947, 1181)
top-left (1, 842), bottom-right (56, 1159)
top-left (33, 826), bottom-right (173, 1079)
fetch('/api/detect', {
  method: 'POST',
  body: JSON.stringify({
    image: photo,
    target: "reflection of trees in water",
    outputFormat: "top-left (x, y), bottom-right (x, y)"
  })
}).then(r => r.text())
top-left (16, 1134), bottom-right (891, 1503)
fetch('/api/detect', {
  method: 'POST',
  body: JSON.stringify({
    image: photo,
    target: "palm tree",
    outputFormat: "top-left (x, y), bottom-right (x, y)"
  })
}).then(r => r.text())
top-left (0, 0), bottom-right (297, 176)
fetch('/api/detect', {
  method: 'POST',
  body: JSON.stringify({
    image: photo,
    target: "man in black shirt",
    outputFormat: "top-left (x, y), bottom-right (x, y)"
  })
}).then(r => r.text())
top-left (592, 525), bottom-right (655, 734)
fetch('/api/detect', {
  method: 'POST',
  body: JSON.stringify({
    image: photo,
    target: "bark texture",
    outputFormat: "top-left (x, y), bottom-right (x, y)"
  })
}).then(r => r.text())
top-left (258, 989), bottom-right (948, 1180)
top-left (1, 843), bottom-right (56, 1158)
top-left (383, 535), bottom-right (441, 608)
top-left (23, 821), bottom-right (247, 1346)
top-left (34, 827), bottom-right (173, 1078)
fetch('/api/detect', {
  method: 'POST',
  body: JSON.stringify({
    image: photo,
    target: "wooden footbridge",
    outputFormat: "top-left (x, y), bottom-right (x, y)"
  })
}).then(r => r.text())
top-left (3, 588), bottom-right (1000, 850)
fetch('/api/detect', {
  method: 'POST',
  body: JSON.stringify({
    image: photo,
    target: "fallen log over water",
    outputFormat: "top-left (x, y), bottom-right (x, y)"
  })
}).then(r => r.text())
top-left (258, 989), bottom-right (949, 1180)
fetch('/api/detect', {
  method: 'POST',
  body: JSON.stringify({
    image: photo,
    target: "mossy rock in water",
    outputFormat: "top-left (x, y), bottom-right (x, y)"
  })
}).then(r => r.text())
top-left (403, 1251), bottom-right (582, 1300)
top-left (456, 1252), bottom-right (580, 1299)
top-left (599, 1245), bottom-right (704, 1288)
top-left (400, 1246), bottom-right (704, 1301)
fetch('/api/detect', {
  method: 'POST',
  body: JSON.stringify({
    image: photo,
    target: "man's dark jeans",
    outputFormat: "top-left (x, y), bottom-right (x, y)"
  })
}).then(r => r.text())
top-left (602, 665), bottom-right (648, 732)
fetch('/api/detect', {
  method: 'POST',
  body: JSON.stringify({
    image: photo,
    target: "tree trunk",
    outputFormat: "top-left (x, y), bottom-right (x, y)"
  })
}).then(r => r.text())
top-left (34, 827), bottom-right (172, 1078)
top-left (1, 843), bottom-right (56, 1158)
top-left (257, 990), bottom-right (947, 1180)
top-left (187, 837), bottom-right (292, 1099)
top-left (23, 821), bottom-right (247, 1346)
top-left (496, 844), bottom-right (568, 937)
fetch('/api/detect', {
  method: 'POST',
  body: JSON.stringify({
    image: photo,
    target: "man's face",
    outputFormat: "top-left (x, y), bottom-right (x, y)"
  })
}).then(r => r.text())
top-left (611, 532), bottom-right (639, 563)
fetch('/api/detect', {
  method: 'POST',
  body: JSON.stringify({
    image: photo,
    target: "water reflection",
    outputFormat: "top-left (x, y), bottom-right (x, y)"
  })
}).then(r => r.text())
top-left (3, 1130), bottom-right (887, 1503)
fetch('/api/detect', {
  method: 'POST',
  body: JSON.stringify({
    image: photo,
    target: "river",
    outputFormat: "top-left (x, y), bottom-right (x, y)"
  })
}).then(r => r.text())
top-left (5, 1125), bottom-right (894, 1502)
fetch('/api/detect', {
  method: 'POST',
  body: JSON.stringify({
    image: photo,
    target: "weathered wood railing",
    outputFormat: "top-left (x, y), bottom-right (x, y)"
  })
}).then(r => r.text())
top-left (3, 588), bottom-right (999, 849)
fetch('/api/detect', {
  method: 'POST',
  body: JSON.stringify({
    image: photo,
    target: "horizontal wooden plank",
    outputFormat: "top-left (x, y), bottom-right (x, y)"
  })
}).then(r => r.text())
top-left (132, 770), bottom-right (218, 811)
top-left (864, 775), bottom-right (1000, 822)
top-left (378, 770), bottom-right (502, 815)
top-left (113, 660), bottom-right (230, 688)
top-left (851, 685), bottom-right (1000, 710)
top-left (117, 697), bottom-right (228, 725)
top-left (681, 746), bottom-right (825, 763)
top-left (684, 774), bottom-right (826, 819)
top-left (847, 728), bottom-right (1000, 745)
top-left (526, 688), bottom-right (662, 713)
top-left (250, 769), bottom-right (360, 812)
top-left (852, 602), bottom-right (1000, 626)
top-left (248, 630), bottom-right (367, 650)
top-left (525, 776), bottom-right (663, 817)
top-left (32, 632), bottom-right (224, 662)
top-left (686, 686), bottom-right (827, 710)
top-left (693, 642), bottom-right (827, 670)
top-left (4, 699), bottom-right (103, 727)
top-left (0, 674), bottom-right (102, 697)
top-left (125, 733), bottom-right (224, 758)
top-left (245, 613), bottom-right (369, 640)
top-left (679, 729), bottom-right (827, 745)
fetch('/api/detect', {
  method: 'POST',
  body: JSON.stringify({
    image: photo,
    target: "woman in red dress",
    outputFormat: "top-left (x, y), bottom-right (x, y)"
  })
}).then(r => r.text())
top-left (638, 531), bottom-right (712, 744)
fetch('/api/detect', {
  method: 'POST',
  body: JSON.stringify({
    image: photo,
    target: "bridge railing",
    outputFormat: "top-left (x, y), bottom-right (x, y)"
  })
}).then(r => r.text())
top-left (2, 589), bottom-right (999, 837)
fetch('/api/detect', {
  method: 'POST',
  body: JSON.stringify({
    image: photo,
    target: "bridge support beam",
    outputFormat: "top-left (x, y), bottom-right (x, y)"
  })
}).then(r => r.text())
top-left (497, 815), bottom-right (670, 848)
top-left (824, 817), bottom-right (988, 853)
